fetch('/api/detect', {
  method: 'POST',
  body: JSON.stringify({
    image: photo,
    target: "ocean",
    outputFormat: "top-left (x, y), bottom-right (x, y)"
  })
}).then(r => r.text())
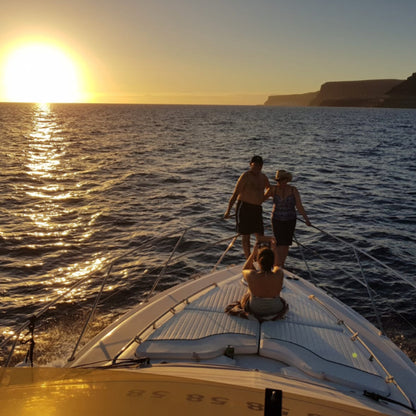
top-left (0, 102), bottom-right (415, 365)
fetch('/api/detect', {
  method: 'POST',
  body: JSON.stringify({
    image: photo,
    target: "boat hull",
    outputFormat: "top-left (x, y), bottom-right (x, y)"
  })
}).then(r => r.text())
top-left (66, 264), bottom-right (416, 415)
top-left (0, 367), bottom-right (405, 416)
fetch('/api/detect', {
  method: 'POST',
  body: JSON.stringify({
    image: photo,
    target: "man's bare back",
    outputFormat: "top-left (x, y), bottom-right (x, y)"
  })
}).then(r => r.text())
top-left (237, 170), bottom-right (269, 206)
top-left (224, 155), bottom-right (270, 258)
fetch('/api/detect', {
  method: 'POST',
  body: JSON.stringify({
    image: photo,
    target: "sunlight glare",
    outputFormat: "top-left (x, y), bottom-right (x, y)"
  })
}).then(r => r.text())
top-left (3, 43), bottom-right (83, 103)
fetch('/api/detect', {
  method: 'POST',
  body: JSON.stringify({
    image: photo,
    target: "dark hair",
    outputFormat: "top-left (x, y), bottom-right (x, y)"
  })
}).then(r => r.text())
top-left (257, 247), bottom-right (274, 272)
top-left (250, 155), bottom-right (263, 165)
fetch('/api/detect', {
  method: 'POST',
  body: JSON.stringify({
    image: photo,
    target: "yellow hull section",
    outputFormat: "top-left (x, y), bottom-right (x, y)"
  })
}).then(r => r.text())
top-left (1, 368), bottom-right (391, 416)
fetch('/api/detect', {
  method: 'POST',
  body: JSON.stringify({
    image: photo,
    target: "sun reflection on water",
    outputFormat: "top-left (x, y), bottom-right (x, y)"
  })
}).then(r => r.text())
top-left (26, 104), bottom-right (64, 180)
top-left (22, 103), bottom-right (108, 297)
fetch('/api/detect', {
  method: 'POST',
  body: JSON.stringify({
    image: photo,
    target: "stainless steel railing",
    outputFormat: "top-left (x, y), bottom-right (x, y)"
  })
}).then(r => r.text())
top-left (294, 220), bottom-right (416, 336)
top-left (1, 217), bottom-right (238, 366)
top-left (1, 217), bottom-right (415, 367)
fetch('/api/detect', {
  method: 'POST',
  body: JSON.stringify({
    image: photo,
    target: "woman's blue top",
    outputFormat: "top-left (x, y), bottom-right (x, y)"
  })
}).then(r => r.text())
top-left (272, 189), bottom-right (296, 221)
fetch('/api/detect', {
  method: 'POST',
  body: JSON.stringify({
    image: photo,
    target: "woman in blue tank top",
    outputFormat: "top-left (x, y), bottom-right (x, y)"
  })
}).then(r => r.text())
top-left (264, 170), bottom-right (311, 268)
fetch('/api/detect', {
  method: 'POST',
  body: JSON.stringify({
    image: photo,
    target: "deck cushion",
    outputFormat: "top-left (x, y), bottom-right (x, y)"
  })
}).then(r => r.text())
top-left (186, 280), bottom-right (248, 313)
top-left (136, 309), bottom-right (259, 360)
top-left (260, 321), bottom-right (389, 394)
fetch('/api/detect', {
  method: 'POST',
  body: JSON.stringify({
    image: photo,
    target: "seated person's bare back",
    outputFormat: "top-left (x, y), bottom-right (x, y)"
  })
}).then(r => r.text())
top-left (242, 238), bottom-right (285, 317)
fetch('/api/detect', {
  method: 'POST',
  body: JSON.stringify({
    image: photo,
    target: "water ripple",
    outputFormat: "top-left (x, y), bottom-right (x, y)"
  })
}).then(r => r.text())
top-left (0, 103), bottom-right (415, 361)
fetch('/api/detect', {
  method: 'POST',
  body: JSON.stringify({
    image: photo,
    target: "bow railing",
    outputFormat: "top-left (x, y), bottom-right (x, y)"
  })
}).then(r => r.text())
top-left (1, 217), bottom-right (415, 367)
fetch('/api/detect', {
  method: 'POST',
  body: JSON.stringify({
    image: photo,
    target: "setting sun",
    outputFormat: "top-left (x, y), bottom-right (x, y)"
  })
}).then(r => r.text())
top-left (2, 43), bottom-right (84, 103)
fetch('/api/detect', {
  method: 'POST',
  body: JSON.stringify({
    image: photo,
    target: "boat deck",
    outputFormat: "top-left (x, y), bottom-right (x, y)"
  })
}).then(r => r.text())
top-left (70, 264), bottom-right (416, 410)
top-left (134, 271), bottom-right (389, 395)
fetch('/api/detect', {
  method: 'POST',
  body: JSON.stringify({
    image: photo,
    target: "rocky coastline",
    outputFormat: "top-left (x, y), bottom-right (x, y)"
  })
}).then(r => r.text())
top-left (264, 72), bottom-right (416, 108)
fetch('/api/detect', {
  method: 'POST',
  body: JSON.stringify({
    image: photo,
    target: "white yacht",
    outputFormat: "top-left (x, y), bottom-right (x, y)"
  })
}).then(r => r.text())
top-left (1, 223), bottom-right (415, 416)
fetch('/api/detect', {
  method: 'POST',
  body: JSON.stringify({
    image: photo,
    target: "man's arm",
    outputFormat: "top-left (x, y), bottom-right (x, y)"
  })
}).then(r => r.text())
top-left (261, 174), bottom-right (272, 202)
top-left (264, 174), bottom-right (271, 190)
top-left (224, 172), bottom-right (247, 218)
top-left (263, 184), bottom-right (274, 202)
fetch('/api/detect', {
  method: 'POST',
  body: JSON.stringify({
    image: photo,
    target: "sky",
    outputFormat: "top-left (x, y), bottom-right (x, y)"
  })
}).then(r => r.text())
top-left (0, 0), bottom-right (415, 105)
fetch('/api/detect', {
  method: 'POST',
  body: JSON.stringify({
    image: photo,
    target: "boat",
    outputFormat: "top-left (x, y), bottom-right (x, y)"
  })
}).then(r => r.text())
top-left (1, 221), bottom-right (415, 415)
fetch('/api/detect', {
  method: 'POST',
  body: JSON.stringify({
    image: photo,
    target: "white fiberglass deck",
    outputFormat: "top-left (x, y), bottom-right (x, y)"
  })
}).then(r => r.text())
top-left (136, 278), bottom-right (259, 359)
top-left (135, 273), bottom-right (389, 394)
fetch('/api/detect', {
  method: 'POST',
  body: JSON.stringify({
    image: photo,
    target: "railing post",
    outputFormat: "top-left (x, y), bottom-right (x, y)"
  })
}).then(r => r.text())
top-left (294, 234), bottom-right (313, 280)
top-left (353, 247), bottom-right (385, 335)
top-left (145, 229), bottom-right (187, 302)
top-left (212, 234), bottom-right (239, 272)
top-left (3, 332), bottom-right (21, 368)
top-left (68, 263), bottom-right (114, 362)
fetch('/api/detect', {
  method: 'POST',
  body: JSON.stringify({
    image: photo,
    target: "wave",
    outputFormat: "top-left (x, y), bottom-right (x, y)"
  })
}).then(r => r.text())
top-left (1, 103), bottom-right (415, 362)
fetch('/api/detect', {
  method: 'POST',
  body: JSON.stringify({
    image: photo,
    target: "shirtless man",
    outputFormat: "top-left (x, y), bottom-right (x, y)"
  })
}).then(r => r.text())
top-left (224, 155), bottom-right (270, 258)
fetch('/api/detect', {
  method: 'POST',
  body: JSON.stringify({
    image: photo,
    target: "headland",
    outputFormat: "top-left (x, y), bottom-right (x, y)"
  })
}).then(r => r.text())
top-left (265, 72), bottom-right (416, 108)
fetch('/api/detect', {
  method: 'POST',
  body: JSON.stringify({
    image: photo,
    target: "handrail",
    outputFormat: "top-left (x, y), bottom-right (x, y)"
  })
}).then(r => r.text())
top-left (1, 216), bottom-right (228, 365)
top-left (145, 229), bottom-right (187, 302)
top-left (68, 262), bottom-right (115, 362)
top-left (78, 233), bottom-right (238, 364)
top-left (109, 282), bottom-right (221, 367)
top-left (353, 247), bottom-right (384, 334)
top-left (212, 234), bottom-right (239, 272)
top-left (108, 236), bottom-right (239, 366)
top-left (2, 217), bottom-right (414, 367)
top-left (0, 265), bottom-right (110, 352)
top-left (295, 234), bottom-right (416, 335)
top-left (304, 221), bottom-right (416, 290)
top-left (295, 220), bottom-right (416, 337)
top-left (309, 294), bottom-right (414, 411)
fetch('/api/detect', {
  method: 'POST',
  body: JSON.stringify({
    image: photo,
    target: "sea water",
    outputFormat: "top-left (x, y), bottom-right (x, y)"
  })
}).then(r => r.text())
top-left (0, 102), bottom-right (415, 363)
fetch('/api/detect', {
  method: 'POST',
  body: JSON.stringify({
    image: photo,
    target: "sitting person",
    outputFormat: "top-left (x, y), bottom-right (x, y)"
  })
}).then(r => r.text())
top-left (242, 237), bottom-right (286, 318)
top-left (225, 236), bottom-right (288, 320)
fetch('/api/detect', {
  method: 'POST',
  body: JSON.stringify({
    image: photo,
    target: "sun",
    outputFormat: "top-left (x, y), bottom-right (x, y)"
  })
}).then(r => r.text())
top-left (3, 43), bottom-right (84, 103)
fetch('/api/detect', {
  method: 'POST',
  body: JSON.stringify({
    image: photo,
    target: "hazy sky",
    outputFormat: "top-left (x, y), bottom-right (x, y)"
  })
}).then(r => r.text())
top-left (1, 0), bottom-right (415, 105)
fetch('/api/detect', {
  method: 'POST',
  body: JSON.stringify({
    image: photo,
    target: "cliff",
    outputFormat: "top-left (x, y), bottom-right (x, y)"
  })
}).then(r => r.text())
top-left (310, 79), bottom-right (402, 107)
top-left (264, 73), bottom-right (416, 108)
top-left (264, 91), bottom-right (318, 106)
top-left (380, 73), bottom-right (416, 108)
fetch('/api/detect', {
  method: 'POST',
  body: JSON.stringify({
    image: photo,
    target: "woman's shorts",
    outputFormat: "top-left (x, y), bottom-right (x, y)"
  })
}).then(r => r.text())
top-left (272, 219), bottom-right (296, 246)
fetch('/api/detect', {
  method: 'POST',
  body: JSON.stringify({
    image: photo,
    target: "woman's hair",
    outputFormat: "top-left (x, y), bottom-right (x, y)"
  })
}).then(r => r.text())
top-left (257, 247), bottom-right (275, 272)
